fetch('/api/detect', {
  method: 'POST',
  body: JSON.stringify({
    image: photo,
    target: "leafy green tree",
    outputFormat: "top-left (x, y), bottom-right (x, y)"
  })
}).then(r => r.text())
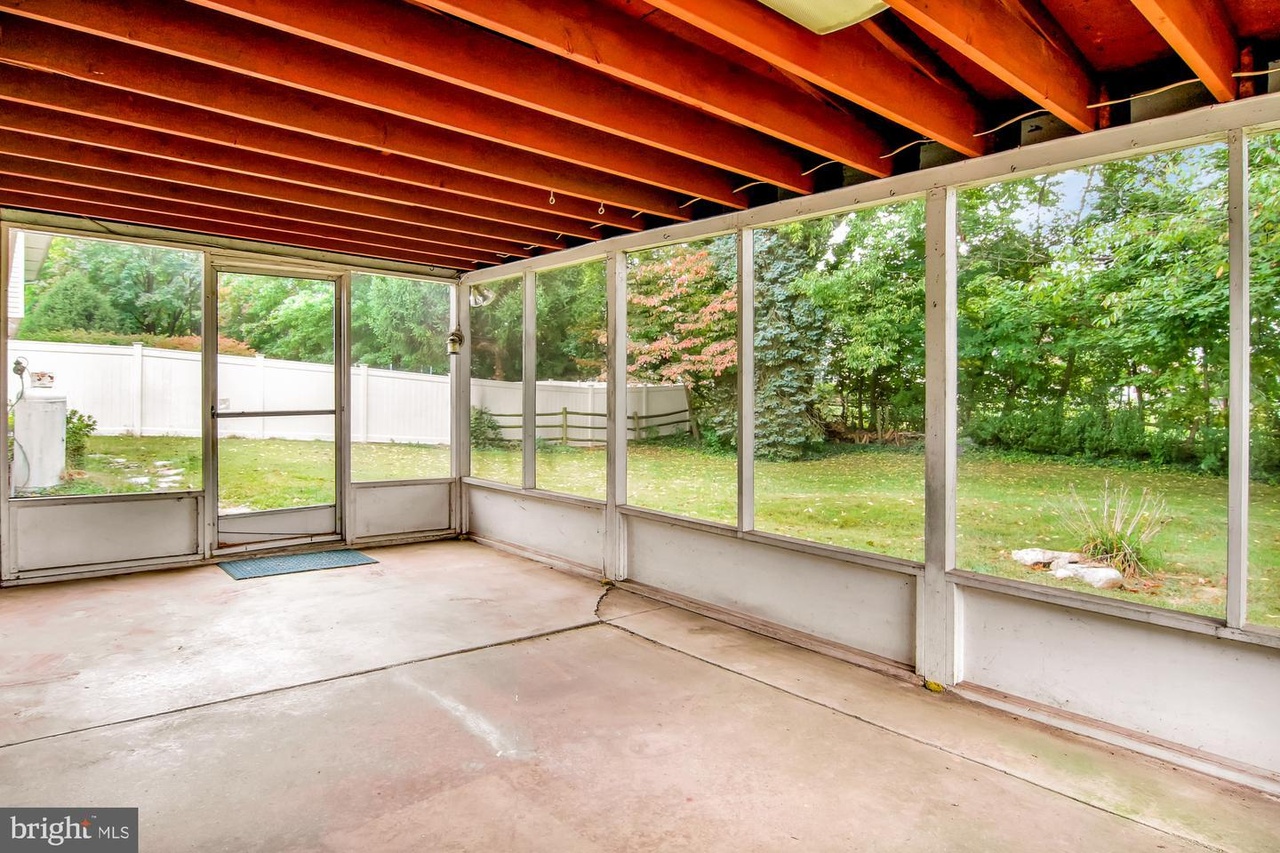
top-left (21, 236), bottom-right (200, 338)
top-left (351, 274), bottom-right (451, 373)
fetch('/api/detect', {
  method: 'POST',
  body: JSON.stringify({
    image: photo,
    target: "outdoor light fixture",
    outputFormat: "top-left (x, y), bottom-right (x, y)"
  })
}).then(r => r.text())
top-left (757, 0), bottom-right (886, 34)
top-left (446, 327), bottom-right (464, 356)
top-left (469, 285), bottom-right (496, 308)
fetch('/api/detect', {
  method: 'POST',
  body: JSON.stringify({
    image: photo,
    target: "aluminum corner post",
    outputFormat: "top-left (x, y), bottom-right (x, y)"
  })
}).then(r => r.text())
top-left (452, 280), bottom-right (471, 533)
top-left (920, 186), bottom-right (960, 686)
top-left (336, 271), bottom-right (353, 545)
top-left (605, 251), bottom-right (628, 580)
top-left (521, 269), bottom-right (537, 491)
top-left (1227, 128), bottom-right (1250, 629)
top-left (737, 228), bottom-right (756, 533)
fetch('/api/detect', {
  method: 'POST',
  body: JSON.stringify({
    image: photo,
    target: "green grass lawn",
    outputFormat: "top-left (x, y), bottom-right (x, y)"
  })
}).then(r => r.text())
top-left (26, 435), bottom-right (1280, 629)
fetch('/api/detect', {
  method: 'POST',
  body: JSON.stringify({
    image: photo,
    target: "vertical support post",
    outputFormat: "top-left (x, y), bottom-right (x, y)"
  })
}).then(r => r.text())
top-left (561, 406), bottom-right (569, 445)
top-left (737, 228), bottom-right (756, 532)
top-left (131, 341), bottom-right (145, 437)
top-left (452, 279), bottom-right (472, 533)
top-left (920, 187), bottom-right (960, 687)
top-left (0, 223), bottom-right (14, 578)
top-left (605, 250), bottom-right (628, 580)
top-left (1227, 128), bottom-right (1250, 629)
top-left (201, 255), bottom-right (218, 557)
top-left (335, 272), bottom-right (352, 544)
top-left (522, 269), bottom-right (537, 491)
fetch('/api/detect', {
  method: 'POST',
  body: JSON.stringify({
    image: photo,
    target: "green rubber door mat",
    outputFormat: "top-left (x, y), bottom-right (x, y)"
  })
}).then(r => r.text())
top-left (219, 549), bottom-right (377, 580)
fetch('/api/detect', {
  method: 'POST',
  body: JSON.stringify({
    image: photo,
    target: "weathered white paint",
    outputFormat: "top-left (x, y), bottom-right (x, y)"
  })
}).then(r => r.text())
top-left (960, 586), bottom-right (1280, 775)
top-left (466, 483), bottom-right (605, 574)
top-left (624, 511), bottom-right (917, 664)
top-left (919, 187), bottom-right (960, 685)
top-left (13, 494), bottom-right (200, 571)
top-left (352, 481), bottom-right (451, 539)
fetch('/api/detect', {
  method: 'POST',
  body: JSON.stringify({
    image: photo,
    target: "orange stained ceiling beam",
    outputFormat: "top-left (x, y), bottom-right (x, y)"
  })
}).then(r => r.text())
top-left (641, 0), bottom-right (985, 158)
top-left (0, 1), bottom-right (757, 204)
top-left (0, 130), bottom-right (568, 250)
top-left (0, 100), bottom-right (603, 241)
top-left (0, 18), bottom-right (705, 217)
top-left (1129, 0), bottom-right (1238, 102)
top-left (0, 174), bottom-right (499, 267)
top-left (0, 186), bottom-right (475, 271)
top-left (189, 0), bottom-right (841, 186)
top-left (0, 155), bottom-right (530, 260)
top-left (196, 0), bottom-right (887, 180)
top-left (881, 0), bottom-right (1098, 133)
top-left (0, 69), bottom-right (642, 231)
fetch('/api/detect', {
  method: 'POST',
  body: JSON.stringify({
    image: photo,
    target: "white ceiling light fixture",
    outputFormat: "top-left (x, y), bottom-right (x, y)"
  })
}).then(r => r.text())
top-left (757, 0), bottom-right (888, 35)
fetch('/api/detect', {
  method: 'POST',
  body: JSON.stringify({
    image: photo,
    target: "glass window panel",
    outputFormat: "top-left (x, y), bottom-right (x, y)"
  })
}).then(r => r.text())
top-left (7, 231), bottom-right (203, 497)
top-left (753, 201), bottom-right (926, 559)
top-left (626, 236), bottom-right (738, 524)
top-left (534, 261), bottom-right (607, 499)
top-left (350, 273), bottom-right (452, 482)
top-left (956, 144), bottom-right (1229, 618)
top-left (469, 276), bottom-right (523, 485)
top-left (1249, 131), bottom-right (1280, 631)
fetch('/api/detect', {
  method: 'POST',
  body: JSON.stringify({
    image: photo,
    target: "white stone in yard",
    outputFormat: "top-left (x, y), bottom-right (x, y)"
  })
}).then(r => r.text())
top-left (1011, 548), bottom-right (1080, 567)
top-left (1047, 556), bottom-right (1123, 589)
top-left (127, 476), bottom-right (151, 485)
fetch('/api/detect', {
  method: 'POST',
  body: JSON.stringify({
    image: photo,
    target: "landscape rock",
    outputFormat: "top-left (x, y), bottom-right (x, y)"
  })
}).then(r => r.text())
top-left (1011, 548), bottom-right (1080, 567)
top-left (1047, 556), bottom-right (1123, 589)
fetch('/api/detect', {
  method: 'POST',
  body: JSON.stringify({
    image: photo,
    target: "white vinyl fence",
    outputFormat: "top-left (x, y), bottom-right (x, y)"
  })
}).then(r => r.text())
top-left (8, 341), bottom-right (689, 445)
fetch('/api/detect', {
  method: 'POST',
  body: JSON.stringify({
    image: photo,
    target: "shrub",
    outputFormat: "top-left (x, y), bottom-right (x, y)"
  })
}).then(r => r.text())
top-left (1065, 481), bottom-right (1170, 582)
top-left (64, 408), bottom-right (97, 469)
top-left (469, 406), bottom-right (505, 449)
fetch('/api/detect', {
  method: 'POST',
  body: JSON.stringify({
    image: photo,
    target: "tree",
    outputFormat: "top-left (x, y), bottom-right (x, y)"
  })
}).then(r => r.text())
top-left (351, 274), bottom-right (451, 373)
top-left (21, 236), bottom-right (201, 338)
top-left (626, 239), bottom-right (738, 447)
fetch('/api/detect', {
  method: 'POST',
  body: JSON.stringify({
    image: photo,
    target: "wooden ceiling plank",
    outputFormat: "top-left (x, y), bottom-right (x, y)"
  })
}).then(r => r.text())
top-left (0, 17), bottom-right (701, 217)
top-left (0, 68), bottom-right (642, 231)
top-left (0, 186), bottom-right (475, 270)
top-left (0, 0), bottom-right (753, 204)
top-left (881, 0), bottom-right (1098, 133)
top-left (1130, 0), bottom-right (1238, 101)
top-left (0, 174), bottom-right (492, 265)
top-left (0, 155), bottom-right (529, 260)
top-left (0, 99), bottom-right (603, 241)
top-left (190, 0), bottom-right (832, 186)
top-left (0, 129), bottom-right (567, 249)
top-left (604, 0), bottom-right (985, 158)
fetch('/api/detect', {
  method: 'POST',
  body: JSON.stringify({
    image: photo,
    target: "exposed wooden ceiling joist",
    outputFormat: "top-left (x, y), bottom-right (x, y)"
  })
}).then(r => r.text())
top-left (882, 0), bottom-right (1098, 133)
top-left (0, 131), bottom-right (569, 251)
top-left (385, 0), bottom-right (891, 176)
top-left (0, 16), bottom-right (704, 218)
top-left (639, 0), bottom-right (986, 157)
top-left (1130, 0), bottom-right (1239, 101)
top-left (0, 0), bottom-right (758, 204)
top-left (0, 184), bottom-right (479, 270)
top-left (187, 0), bottom-right (865, 186)
top-left (0, 175), bottom-right (493, 266)
top-left (0, 101), bottom-right (606, 242)
top-left (0, 157), bottom-right (527, 262)
top-left (0, 134), bottom-right (556, 254)
top-left (0, 70), bottom-right (643, 233)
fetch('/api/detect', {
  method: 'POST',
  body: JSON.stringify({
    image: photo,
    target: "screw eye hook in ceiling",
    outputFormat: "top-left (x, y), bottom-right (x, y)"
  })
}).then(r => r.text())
top-left (549, 190), bottom-right (556, 206)
top-left (599, 202), bottom-right (605, 215)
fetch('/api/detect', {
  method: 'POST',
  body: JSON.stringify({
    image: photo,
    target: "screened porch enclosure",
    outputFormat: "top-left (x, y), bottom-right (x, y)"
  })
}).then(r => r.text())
top-left (3, 0), bottom-right (1280, 820)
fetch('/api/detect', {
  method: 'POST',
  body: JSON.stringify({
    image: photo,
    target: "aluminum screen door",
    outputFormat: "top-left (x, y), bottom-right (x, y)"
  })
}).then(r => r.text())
top-left (212, 270), bottom-right (340, 548)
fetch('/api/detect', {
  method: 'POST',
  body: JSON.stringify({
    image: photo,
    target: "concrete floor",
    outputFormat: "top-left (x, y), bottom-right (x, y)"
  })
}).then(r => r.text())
top-left (1, 541), bottom-right (1277, 851)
